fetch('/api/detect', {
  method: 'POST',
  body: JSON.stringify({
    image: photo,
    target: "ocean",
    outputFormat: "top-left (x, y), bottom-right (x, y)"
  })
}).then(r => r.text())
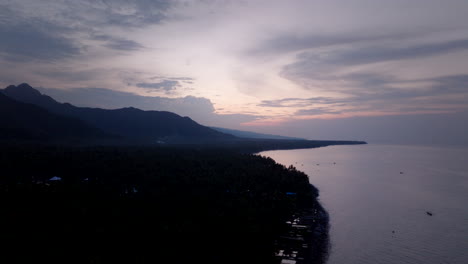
top-left (261, 144), bottom-right (468, 264)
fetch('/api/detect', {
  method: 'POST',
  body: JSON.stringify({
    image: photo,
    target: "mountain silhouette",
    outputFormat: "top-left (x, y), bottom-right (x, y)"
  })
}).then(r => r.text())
top-left (0, 91), bottom-right (108, 141)
top-left (2, 83), bottom-right (234, 143)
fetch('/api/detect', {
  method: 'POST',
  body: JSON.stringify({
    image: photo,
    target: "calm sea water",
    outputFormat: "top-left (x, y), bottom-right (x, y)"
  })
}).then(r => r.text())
top-left (261, 144), bottom-right (468, 264)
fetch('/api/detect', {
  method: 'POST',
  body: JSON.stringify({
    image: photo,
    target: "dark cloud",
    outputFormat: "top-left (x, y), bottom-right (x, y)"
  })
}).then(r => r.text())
top-left (247, 31), bottom-right (422, 57)
top-left (135, 77), bottom-right (197, 94)
top-left (294, 108), bottom-right (342, 116)
top-left (169, 77), bottom-right (195, 81)
top-left (0, 17), bottom-right (81, 61)
top-left (340, 73), bottom-right (468, 98)
top-left (337, 73), bottom-right (397, 88)
top-left (396, 106), bottom-right (463, 113)
top-left (259, 97), bottom-right (346, 108)
top-left (91, 34), bottom-right (144, 51)
top-left (85, 0), bottom-right (171, 28)
top-left (136, 80), bottom-right (181, 92)
top-left (168, 77), bottom-right (195, 84)
top-left (28, 0), bottom-right (172, 29)
top-left (0, 0), bottom-right (173, 61)
top-left (150, 76), bottom-right (195, 81)
top-left (283, 39), bottom-right (468, 79)
top-left (429, 74), bottom-right (468, 92)
top-left (259, 73), bottom-right (468, 117)
top-left (337, 38), bottom-right (468, 65)
top-left (273, 33), bottom-right (468, 114)
top-left (103, 39), bottom-right (144, 51)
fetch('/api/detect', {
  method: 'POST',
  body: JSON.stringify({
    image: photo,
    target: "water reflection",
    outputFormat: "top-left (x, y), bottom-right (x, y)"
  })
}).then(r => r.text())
top-left (263, 144), bottom-right (468, 264)
top-left (274, 204), bottom-right (330, 264)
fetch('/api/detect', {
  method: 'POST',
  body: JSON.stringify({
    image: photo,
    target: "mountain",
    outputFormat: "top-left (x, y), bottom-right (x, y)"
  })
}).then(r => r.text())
top-left (2, 84), bottom-right (234, 144)
top-left (0, 92), bottom-right (108, 141)
top-left (211, 127), bottom-right (305, 140)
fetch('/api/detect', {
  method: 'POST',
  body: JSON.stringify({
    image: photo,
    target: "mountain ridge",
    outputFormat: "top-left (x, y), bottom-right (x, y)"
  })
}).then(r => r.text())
top-left (2, 84), bottom-right (234, 144)
top-left (1, 83), bottom-right (367, 149)
top-left (0, 91), bottom-right (109, 141)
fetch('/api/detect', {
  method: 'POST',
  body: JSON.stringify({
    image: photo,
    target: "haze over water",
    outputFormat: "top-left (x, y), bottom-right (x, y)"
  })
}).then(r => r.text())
top-left (262, 144), bottom-right (468, 264)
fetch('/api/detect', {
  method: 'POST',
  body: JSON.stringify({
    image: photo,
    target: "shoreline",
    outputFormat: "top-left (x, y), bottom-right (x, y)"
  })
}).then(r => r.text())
top-left (0, 144), bottom-right (331, 263)
top-left (257, 148), bottom-right (333, 264)
top-left (274, 189), bottom-right (330, 264)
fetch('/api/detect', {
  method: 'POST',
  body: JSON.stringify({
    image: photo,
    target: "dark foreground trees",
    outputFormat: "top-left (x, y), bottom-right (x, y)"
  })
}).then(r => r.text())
top-left (0, 145), bottom-right (324, 263)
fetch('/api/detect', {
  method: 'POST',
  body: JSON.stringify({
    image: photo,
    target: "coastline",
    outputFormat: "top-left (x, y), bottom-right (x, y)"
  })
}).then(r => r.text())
top-left (274, 187), bottom-right (330, 264)
top-left (262, 144), bottom-right (468, 264)
top-left (1, 144), bottom-right (332, 263)
top-left (256, 147), bottom-right (336, 264)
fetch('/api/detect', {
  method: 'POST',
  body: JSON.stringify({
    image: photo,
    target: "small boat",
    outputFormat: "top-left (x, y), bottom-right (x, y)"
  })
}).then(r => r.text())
top-left (426, 211), bottom-right (433, 216)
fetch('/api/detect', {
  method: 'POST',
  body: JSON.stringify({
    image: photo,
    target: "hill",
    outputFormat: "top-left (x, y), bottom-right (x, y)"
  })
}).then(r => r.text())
top-left (2, 84), bottom-right (234, 144)
top-left (2, 83), bottom-right (366, 149)
top-left (0, 92), bottom-right (108, 141)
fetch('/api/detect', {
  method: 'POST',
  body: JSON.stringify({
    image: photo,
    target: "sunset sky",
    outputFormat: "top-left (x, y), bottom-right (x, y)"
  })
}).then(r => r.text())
top-left (1, 0), bottom-right (467, 145)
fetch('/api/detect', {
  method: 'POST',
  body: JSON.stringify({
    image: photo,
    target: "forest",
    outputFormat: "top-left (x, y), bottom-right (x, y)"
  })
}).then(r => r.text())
top-left (0, 144), bottom-right (329, 264)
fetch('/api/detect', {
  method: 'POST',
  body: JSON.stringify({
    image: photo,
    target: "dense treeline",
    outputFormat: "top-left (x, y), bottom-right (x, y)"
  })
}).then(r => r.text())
top-left (0, 145), bottom-right (321, 263)
top-left (178, 138), bottom-right (366, 153)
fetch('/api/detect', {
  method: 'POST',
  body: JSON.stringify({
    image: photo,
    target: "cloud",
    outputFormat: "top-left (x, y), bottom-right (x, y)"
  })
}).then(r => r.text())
top-left (136, 80), bottom-right (181, 92)
top-left (149, 76), bottom-right (195, 83)
top-left (429, 74), bottom-right (468, 92)
top-left (337, 73), bottom-right (468, 99)
top-left (282, 39), bottom-right (468, 79)
top-left (0, 0), bottom-right (173, 62)
top-left (135, 76), bottom-right (197, 94)
top-left (259, 97), bottom-right (343, 108)
top-left (271, 33), bottom-right (468, 117)
top-left (258, 73), bottom-right (468, 117)
top-left (7, 0), bottom-right (173, 28)
top-left (82, 0), bottom-right (171, 28)
top-left (294, 108), bottom-right (342, 116)
top-left (0, 10), bottom-right (81, 61)
top-left (246, 31), bottom-right (419, 57)
top-left (91, 34), bottom-right (145, 51)
top-left (167, 77), bottom-right (195, 84)
top-left (169, 77), bottom-right (195, 81)
top-left (35, 86), bottom-right (259, 128)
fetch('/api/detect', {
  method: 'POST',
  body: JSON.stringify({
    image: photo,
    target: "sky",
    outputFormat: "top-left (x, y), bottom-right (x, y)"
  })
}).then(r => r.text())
top-left (1, 0), bottom-right (468, 145)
